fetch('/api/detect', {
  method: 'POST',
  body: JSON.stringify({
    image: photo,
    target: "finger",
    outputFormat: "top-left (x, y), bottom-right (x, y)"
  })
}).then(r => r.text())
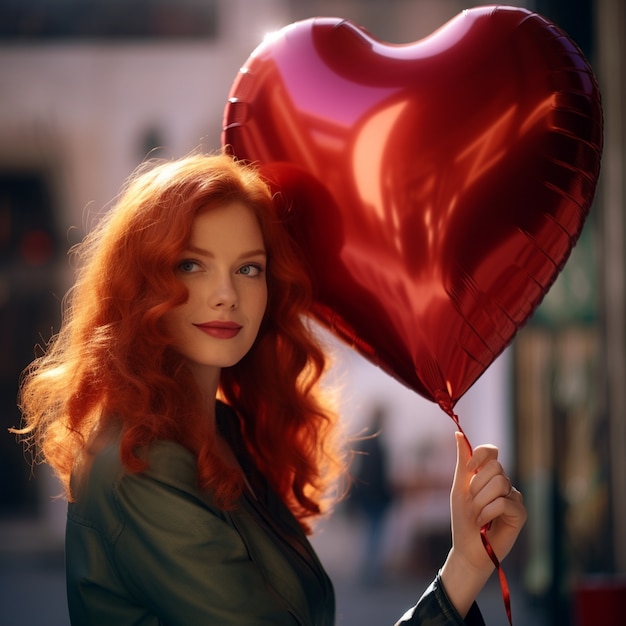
top-left (470, 472), bottom-right (514, 519)
top-left (467, 443), bottom-right (498, 473)
top-left (468, 460), bottom-right (509, 498)
top-left (477, 487), bottom-right (526, 528)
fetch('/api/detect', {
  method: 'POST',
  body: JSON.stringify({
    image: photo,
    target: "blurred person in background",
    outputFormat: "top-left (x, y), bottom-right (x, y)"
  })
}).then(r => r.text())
top-left (349, 404), bottom-right (395, 586)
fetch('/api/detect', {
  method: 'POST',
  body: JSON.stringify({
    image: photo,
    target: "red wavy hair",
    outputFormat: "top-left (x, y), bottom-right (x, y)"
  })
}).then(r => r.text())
top-left (16, 152), bottom-right (347, 531)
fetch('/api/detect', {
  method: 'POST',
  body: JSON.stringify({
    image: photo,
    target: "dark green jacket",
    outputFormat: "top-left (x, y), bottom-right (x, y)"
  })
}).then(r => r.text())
top-left (66, 405), bottom-right (484, 625)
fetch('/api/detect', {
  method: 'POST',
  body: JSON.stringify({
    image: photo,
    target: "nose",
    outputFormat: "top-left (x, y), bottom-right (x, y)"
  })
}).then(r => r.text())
top-left (211, 272), bottom-right (237, 309)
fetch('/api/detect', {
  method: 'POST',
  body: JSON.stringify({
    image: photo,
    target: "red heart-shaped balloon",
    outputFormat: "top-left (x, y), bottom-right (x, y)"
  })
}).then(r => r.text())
top-left (223, 6), bottom-right (603, 411)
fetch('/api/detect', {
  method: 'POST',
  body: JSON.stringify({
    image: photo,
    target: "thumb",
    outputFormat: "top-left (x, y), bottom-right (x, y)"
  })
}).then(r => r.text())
top-left (452, 431), bottom-right (472, 493)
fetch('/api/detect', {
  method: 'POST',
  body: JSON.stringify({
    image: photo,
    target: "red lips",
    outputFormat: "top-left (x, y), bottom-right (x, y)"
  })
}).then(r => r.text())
top-left (194, 321), bottom-right (242, 339)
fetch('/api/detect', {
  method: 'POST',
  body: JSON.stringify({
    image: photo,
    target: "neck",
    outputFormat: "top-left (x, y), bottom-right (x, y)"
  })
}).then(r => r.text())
top-left (191, 361), bottom-right (221, 410)
top-left (178, 364), bottom-right (221, 455)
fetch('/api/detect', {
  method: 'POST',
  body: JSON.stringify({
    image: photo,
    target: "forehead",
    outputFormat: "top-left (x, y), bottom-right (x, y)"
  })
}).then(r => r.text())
top-left (189, 201), bottom-right (265, 248)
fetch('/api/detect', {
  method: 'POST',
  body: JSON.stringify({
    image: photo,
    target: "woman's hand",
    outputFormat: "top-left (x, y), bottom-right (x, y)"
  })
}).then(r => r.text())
top-left (440, 432), bottom-right (527, 618)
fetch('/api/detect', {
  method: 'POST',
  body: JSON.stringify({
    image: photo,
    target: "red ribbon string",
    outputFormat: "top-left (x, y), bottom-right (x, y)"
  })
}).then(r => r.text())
top-left (444, 406), bottom-right (514, 626)
top-left (480, 524), bottom-right (513, 625)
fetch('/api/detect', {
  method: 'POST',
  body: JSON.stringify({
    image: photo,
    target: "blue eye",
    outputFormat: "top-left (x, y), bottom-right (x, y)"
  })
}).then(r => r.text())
top-left (239, 263), bottom-right (263, 277)
top-left (178, 259), bottom-right (200, 273)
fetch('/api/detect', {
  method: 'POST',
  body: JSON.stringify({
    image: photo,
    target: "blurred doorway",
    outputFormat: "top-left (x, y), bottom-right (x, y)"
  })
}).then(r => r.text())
top-left (0, 170), bottom-right (63, 520)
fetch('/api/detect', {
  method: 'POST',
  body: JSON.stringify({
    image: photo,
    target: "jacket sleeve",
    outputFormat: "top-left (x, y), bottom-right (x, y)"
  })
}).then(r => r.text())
top-left (395, 574), bottom-right (485, 626)
top-left (90, 444), bottom-right (300, 626)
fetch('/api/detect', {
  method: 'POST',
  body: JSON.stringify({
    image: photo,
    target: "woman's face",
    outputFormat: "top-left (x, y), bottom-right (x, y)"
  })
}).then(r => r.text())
top-left (164, 201), bottom-right (268, 386)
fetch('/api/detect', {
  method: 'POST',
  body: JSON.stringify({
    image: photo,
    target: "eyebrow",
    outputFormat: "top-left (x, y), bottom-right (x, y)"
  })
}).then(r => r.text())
top-left (185, 244), bottom-right (267, 260)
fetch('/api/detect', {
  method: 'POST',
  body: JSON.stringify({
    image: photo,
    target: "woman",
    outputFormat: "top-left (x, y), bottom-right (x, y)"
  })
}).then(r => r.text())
top-left (16, 153), bottom-right (526, 625)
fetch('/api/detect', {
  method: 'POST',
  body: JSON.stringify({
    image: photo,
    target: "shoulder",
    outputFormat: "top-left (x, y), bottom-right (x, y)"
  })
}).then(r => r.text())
top-left (88, 439), bottom-right (198, 492)
top-left (69, 439), bottom-right (219, 531)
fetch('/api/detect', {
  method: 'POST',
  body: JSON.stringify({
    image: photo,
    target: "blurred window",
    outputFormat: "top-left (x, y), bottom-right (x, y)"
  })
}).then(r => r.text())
top-left (0, 0), bottom-right (218, 41)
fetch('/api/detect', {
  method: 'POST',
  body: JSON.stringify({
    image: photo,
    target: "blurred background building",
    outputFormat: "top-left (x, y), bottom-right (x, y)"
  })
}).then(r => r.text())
top-left (0, 1), bottom-right (624, 625)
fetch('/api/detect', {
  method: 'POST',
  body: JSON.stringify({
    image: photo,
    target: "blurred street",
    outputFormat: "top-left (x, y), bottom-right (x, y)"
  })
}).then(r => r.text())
top-left (0, 513), bottom-right (548, 626)
top-left (312, 514), bottom-right (547, 626)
